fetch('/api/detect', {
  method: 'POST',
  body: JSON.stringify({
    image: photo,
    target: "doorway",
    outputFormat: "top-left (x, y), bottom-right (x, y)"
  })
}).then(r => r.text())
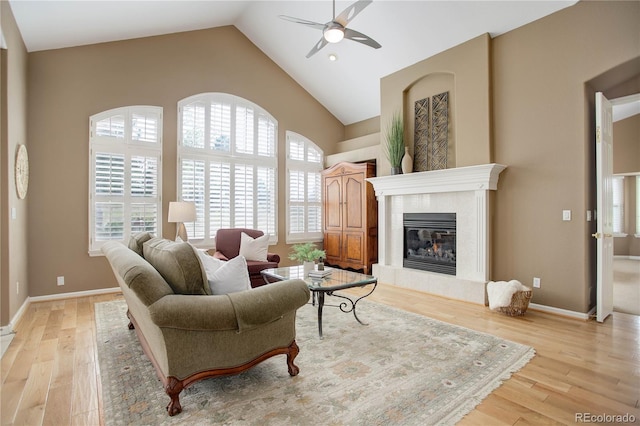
top-left (602, 94), bottom-right (640, 318)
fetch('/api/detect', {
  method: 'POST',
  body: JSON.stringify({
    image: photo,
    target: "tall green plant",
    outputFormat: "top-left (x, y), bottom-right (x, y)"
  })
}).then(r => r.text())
top-left (384, 112), bottom-right (405, 168)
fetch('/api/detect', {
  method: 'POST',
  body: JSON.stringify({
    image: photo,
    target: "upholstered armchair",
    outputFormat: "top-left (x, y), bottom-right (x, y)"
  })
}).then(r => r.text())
top-left (213, 228), bottom-right (280, 287)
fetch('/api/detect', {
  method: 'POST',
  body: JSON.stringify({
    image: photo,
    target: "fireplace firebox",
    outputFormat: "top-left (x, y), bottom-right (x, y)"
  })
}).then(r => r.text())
top-left (403, 213), bottom-right (456, 275)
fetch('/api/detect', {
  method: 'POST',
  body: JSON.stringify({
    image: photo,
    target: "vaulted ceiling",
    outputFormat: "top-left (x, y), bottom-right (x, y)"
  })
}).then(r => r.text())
top-left (7, 0), bottom-right (577, 125)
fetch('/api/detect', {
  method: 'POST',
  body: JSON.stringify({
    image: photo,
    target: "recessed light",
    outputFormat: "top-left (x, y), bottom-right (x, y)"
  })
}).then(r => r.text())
top-left (328, 53), bottom-right (338, 62)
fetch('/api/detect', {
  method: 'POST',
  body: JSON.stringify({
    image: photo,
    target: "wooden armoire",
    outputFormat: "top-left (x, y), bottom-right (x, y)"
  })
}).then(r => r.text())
top-left (321, 161), bottom-right (378, 274)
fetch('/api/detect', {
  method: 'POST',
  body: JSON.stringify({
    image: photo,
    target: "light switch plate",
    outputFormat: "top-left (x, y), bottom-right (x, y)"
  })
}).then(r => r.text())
top-left (562, 210), bottom-right (571, 221)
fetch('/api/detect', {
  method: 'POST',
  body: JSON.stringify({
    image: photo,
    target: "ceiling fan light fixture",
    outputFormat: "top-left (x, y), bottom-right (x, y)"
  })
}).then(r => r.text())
top-left (323, 24), bottom-right (344, 43)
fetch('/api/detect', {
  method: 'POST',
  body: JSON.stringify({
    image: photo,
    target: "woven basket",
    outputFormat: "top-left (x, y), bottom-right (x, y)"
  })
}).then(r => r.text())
top-left (498, 290), bottom-right (532, 316)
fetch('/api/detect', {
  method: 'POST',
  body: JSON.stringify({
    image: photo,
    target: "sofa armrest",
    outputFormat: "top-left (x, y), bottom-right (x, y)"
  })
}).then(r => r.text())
top-left (227, 279), bottom-right (309, 332)
top-left (266, 253), bottom-right (280, 263)
top-left (148, 279), bottom-right (309, 332)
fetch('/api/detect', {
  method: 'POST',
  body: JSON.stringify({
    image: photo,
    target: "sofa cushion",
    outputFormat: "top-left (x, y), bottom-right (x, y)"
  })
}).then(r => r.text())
top-left (128, 231), bottom-right (154, 256)
top-left (143, 238), bottom-right (211, 295)
top-left (239, 232), bottom-right (269, 262)
top-left (102, 240), bottom-right (174, 306)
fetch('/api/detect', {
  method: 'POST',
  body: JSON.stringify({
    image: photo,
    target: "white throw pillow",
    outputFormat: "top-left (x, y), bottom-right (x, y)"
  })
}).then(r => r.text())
top-left (194, 248), bottom-right (223, 276)
top-left (238, 232), bottom-right (269, 262)
top-left (207, 255), bottom-right (252, 295)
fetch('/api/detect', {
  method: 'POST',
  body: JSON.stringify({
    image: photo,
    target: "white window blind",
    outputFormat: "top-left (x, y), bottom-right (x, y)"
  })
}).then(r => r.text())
top-left (177, 93), bottom-right (278, 246)
top-left (286, 131), bottom-right (323, 243)
top-left (89, 106), bottom-right (163, 255)
top-left (612, 176), bottom-right (624, 235)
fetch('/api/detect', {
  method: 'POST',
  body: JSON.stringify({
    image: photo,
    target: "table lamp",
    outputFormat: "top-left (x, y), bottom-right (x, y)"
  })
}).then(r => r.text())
top-left (168, 201), bottom-right (196, 241)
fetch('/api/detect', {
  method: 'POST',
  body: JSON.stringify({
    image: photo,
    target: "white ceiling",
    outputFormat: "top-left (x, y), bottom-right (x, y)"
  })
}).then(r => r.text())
top-left (7, 0), bottom-right (578, 125)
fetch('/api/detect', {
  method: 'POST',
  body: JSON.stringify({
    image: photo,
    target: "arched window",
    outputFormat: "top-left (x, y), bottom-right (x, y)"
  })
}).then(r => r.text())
top-left (89, 106), bottom-right (163, 255)
top-left (178, 93), bottom-right (277, 246)
top-left (286, 131), bottom-right (323, 243)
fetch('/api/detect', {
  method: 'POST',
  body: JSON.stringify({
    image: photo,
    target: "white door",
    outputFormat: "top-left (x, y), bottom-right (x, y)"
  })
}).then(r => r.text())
top-left (595, 92), bottom-right (614, 323)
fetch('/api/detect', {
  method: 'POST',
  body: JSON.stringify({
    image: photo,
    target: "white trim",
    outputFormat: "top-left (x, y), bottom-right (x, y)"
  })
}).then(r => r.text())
top-left (29, 287), bottom-right (121, 303)
top-left (528, 302), bottom-right (593, 320)
top-left (5, 296), bottom-right (31, 334)
top-left (614, 255), bottom-right (640, 261)
top-left (2, 288), bottom-right (121, 336)
top-left (367, 163), bottom-right (507, 197)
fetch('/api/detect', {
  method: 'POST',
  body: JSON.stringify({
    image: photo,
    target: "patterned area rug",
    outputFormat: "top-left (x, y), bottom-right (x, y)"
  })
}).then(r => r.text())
top-left (96, 297), bottom-right (534, 425)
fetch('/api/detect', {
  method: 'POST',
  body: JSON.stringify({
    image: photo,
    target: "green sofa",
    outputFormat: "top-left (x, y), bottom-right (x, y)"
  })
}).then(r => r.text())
top-left (102, 237), bottom-right (310, 416)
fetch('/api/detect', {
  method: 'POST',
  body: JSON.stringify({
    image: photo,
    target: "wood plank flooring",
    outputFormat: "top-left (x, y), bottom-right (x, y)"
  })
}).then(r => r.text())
top-left (1, 284), bottom-right (639, 425)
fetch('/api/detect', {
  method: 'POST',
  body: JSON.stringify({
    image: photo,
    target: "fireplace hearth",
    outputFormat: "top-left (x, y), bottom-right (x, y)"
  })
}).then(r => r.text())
top-left (404, 213), bottom-right (456, 275)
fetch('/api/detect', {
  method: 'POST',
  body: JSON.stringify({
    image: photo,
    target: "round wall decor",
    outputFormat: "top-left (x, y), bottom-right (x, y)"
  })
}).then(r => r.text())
top-left (15, 144), bottom-right (29, 199)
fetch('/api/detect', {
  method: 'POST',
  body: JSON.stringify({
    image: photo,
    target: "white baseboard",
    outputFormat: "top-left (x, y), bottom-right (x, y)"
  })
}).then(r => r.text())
top-left (28, 287), bottom-right (120, 303)
top-left (528, 302), bottom-right (593, 320)
top-left (6, 287), bottom-right (121, 332)
top-left (614, 255), bottom-right (640, 260)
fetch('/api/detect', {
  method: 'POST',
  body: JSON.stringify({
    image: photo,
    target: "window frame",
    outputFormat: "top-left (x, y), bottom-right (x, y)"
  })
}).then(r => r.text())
top-left (88, 106), bottom-right (163, 256)
top-left (285, 131), bottom-right (324, 244)
top-left (177, 93), bottom-right (278, 248)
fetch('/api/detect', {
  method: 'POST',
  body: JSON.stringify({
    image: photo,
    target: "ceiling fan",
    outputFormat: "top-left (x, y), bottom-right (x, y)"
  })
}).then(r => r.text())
top-left (279, 0), bottom-right (381, 58)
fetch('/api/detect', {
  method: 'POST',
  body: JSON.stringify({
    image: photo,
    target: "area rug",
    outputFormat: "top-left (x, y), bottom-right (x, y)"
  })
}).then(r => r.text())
top-left (96, 298), bottom-right (534, 425)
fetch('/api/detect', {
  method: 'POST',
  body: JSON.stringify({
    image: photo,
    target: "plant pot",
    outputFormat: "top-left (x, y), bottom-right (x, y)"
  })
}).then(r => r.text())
top-left (390, 166), bottom-right (403, 175)
top-left (303, 261), bottom-right (315, 277)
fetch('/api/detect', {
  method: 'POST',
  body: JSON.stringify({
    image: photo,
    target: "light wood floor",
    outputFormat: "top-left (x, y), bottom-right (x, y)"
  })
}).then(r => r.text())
top-left (1, 284), bottom-right (639, 425)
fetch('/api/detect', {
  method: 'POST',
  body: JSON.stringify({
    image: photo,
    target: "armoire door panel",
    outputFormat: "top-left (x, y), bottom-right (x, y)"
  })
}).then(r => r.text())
top-left (323, 232), bottom-right (342, 260)
top-left (343, 176), bottom-right (363, 229)
top-left (324, 177), bottom-right (342, 230)
top-left (344, 232), bottom-right (364, 263)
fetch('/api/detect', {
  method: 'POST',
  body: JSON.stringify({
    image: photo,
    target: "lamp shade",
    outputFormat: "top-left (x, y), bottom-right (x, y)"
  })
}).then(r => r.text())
top-left (168, 201), bottom-right (196, 223)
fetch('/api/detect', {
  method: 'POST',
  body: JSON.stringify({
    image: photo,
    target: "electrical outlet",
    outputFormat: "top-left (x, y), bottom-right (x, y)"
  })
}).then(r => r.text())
top-left (533, 277), bottom-right (541, 288)
top-left (57, 276), bottom-right (65, 286)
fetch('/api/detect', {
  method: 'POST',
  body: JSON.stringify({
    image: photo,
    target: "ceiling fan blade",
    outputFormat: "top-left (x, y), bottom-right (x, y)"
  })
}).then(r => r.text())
top-left (278, 15), bottom-right (326, 31)
top-left (335, 0), bottom-right (372, 26)
top-left (344, 28), bottom-right (381, 49)
top-left (306, 37), bottom-right (329, 58)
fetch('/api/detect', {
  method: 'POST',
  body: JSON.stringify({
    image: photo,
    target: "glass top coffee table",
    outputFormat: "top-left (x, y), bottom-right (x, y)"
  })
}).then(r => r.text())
top-left (261, 266), bottom-right (377, 339)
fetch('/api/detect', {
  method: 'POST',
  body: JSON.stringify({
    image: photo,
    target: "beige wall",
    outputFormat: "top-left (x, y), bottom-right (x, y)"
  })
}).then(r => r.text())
top-left (380, 33), bottom-right (491, 177)
top-left (26, 26), bottom-right (344, 297)
top-left (5, 1), bottom-right (639, 318)
top-left (1, 2), bottom-right (29, 327)
top-left (492, 1), bottom-right (639, 312)
top-left (613, 114), bottom-right (640, 174)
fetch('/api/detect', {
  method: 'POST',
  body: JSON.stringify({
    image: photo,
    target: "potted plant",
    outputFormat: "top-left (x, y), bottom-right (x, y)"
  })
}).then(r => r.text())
top-left (384, 111), bottom-right (405, 175)
top-left (289, 243), bottom-right (326, 276)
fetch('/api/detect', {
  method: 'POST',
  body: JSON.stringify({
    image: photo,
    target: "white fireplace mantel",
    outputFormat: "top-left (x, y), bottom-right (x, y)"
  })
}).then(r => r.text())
top-left (367, 163), bottom-right (507, 304)
top-left (367, 163), bottom-right (506, 197)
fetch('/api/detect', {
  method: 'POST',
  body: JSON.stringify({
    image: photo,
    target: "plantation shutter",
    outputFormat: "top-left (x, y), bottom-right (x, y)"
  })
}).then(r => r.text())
top-left (181, 158), bottom-right (206, 240)
top-left (89, 106), bottom-right (162, 255)
top-left (177, 93), bottom-right (278, 246)
top-left (286, 131), bottom-right (323, 243)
